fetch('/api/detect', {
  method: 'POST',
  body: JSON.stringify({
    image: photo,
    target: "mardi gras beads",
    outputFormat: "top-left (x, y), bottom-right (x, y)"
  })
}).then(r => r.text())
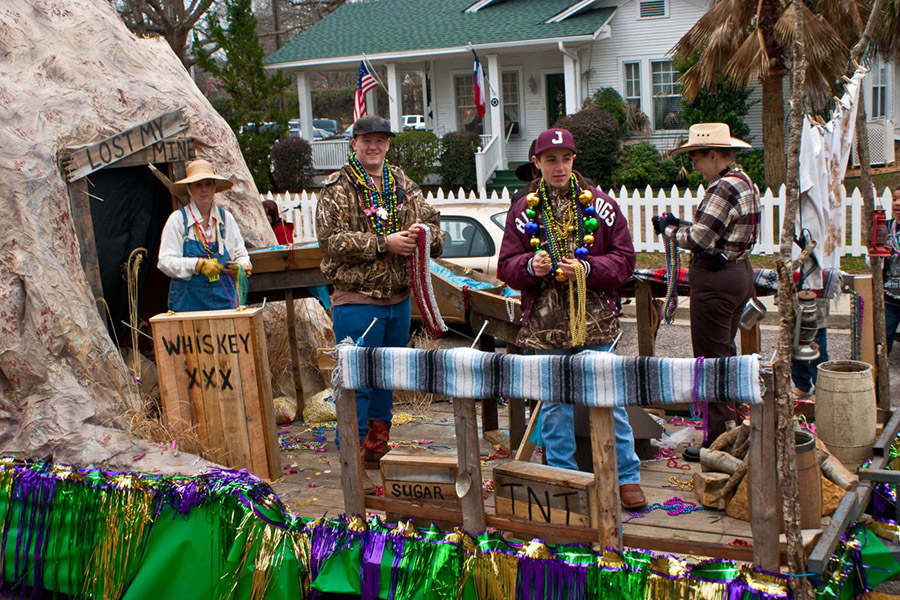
top-left (348, 152), bottom-right (399, 235)
top-left (525, 175), bottom-right (596, 282)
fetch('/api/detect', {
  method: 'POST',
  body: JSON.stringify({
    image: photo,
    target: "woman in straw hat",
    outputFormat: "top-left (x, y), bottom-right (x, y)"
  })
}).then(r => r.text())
top-left (652, 123), bottom-right (760, 462)
top-left (158, 159), bottom-right (252, 312)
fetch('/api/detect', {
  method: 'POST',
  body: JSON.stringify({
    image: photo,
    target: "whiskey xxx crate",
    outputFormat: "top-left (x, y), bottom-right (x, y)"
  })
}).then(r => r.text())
top-left (150, 307), bottom-right (280, 480)
top-left (493, 461), bottom-right (596, 527)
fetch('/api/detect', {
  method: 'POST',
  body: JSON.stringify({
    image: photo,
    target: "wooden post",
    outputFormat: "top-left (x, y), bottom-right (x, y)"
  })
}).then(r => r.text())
top-left (635, 280), bottom-right (657, 357)
top-left (749, 368), bottom-right (779, 570)
top-left (67, 179), bottom-right (105, 306)
top-left (514, 400), bottom-right (543, 462)
top-left (454, 398), bottom-right (486, 533)
top-left (588, 407), bottom-right (622, 549)
top-left (740, 323), bottom-right (761, 355)
top-left (506, 344), bottom-right (527, 451)
top-left (479, 333), bottom-right (499, 435)
top-left (335, 387), bottom-right (365, 517)
top-left (854, 275), bottom-right (876, 376)
top-left (283, 289), bottom-right (306, 416)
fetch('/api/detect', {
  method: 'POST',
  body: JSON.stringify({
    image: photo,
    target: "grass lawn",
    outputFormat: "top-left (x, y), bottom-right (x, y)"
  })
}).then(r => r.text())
top-left (635, 252), bottom-right (871, 273)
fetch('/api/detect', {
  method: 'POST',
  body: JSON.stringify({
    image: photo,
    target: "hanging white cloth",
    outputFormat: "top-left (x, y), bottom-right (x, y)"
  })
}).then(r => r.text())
top-left (795, 67), bottom-right (867, 289)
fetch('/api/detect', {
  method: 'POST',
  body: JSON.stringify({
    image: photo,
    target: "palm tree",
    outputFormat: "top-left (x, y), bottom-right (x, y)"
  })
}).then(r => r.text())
top-left (673, 0), bottom-right (862, 187)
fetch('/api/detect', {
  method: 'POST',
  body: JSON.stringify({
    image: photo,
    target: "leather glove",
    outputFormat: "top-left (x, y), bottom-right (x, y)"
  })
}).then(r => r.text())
top-left (196, 258), bottom-right (224, 278)
top-left (225, 261), bottom-right (252, 278)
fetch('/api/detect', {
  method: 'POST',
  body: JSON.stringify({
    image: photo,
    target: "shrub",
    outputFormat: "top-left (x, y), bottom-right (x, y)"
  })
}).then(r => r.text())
top-left (387, 130), bottom-right (440, 185)
top-left (438, 131), bottom-right (480, 191)
top-left (737, 149), bottom-right (765, 189)
top-left (271, 136), bottom-right (314, 192)
top-left (612, 143), bottom-right (682, 190)
top-left (590, 88), bottom-right (627, 134)
top-left (553, 106), bottom-right (624, 189)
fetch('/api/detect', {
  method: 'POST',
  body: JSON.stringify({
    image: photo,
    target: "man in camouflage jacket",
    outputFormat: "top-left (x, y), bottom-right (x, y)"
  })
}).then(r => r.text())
top-left (316, 115), bottom-right (443, 480)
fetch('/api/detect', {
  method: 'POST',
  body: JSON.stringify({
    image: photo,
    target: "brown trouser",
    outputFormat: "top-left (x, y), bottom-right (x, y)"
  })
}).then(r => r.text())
top-left (689, 254), bottom-right (753, 445)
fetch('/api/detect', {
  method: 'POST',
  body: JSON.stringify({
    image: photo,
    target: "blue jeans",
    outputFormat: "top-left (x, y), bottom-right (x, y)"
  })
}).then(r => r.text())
top-left (790, 328), bottom-right (829, 393)
top-left (886, 301), bottom-right (900, 355)
top-left (332, 298), bottom-right (411, 447)
top-left (527, 344), bottom-right (641, 486)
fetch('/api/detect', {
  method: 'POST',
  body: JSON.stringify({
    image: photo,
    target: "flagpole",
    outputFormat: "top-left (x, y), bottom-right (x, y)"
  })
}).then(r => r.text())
top-left (361, 54), bottom-right (395, 102)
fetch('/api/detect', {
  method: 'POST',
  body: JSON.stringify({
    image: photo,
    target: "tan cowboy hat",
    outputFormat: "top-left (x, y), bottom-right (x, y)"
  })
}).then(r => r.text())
top-left (171, 159), bottom-right (233, 195)
top-left (669, 123), bottom-right (751, 156)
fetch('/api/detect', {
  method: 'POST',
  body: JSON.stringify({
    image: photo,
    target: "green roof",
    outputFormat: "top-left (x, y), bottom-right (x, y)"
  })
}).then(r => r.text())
top-left (265, 0), bottom-right (615, 66)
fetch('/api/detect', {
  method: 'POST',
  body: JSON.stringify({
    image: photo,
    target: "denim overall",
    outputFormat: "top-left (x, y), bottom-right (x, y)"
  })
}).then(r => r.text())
top-left (167, 207), bottom-right (234, 312)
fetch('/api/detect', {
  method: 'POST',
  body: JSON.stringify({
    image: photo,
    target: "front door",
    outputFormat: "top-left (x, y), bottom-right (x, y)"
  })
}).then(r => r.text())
top-left (546, 73), bottom-right (566, 127)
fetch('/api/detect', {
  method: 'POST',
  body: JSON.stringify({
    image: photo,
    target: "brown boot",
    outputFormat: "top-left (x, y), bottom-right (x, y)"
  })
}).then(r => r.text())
top-left (620, 484), bottom-right (647, 510)
top-left (363, 419), bottom-right (391, 469)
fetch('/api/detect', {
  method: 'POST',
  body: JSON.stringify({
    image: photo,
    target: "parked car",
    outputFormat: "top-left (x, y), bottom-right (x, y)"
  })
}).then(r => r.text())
top-left (403, 115), bottom-right (426, 130)
top-left (314, 118), bottom-right (341, 137)
top-left (289, 123), bottom-right (331, 141)
top-left (436, 202), bottom-right (508, 278)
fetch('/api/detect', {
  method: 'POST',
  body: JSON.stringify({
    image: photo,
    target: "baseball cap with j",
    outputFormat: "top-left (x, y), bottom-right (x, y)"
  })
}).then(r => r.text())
top-left (533, 128), bottom-right (577, 156)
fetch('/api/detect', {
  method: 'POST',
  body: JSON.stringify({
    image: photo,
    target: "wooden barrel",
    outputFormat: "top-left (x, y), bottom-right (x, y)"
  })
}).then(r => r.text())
top-left (815, 360), bottom-right (876, 470)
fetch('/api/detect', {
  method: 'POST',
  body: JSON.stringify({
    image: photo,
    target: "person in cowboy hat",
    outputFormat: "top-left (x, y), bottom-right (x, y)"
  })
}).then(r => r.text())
top-left (653, 123), bottom-right (759, 462)
top-left (158, 159), bottom-right (252, 312)
top-left (498, 127), bottom-right (646, 510)
top-left (315, 114), bottom-right (443, 490)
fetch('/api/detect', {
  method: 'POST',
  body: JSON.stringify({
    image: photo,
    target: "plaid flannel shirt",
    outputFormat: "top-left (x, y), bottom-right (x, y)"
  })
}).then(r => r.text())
top-left (666, 165), bottom-right (759, 260)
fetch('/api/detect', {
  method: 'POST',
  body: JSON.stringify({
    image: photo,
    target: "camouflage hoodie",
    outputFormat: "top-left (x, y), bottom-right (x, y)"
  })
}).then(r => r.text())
top-left (316, 164), bottom-right (443, 299)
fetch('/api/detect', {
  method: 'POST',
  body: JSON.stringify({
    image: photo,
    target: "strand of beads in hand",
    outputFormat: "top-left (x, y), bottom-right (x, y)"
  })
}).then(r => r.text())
top-left (524, 174), bottom-right (599, 282)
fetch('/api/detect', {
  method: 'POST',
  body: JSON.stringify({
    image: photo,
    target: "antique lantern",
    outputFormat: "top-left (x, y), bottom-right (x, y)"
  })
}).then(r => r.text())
top-left (869, 209), bottom-right (891, 257)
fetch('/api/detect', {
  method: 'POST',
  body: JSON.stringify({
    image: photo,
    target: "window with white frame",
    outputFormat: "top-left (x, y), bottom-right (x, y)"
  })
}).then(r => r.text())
top-left (639, 0), bottom-right (667, 18)
top-left (872, 58), bottom-right (887, 119)
top-left (454, 71), bottom-right (521, 136)
top-left (501, 71), bottom-right (521, 137)
top-left (624, 62), bottom-right (641, 112)
top-left (651, 60), bottom-right (683, 130)
top-left (454, 74), bottom-right (483, 134)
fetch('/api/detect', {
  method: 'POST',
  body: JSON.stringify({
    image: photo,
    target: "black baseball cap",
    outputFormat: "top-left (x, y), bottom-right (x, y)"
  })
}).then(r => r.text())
top-left (353, 115), bottom-right (395, 137)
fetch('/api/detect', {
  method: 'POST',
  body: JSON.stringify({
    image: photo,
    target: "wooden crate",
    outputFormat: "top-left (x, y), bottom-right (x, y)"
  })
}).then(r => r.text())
top-left (380, 448), bottom-right (460, 508)
top-left (150, 307), bottom-right (280, 480)
top-left (493, 461), bottom-right (596, 527)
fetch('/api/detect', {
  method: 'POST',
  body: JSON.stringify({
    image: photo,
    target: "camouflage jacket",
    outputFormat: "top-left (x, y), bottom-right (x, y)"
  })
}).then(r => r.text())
top-left (316, 164), bottom-right (443, 299)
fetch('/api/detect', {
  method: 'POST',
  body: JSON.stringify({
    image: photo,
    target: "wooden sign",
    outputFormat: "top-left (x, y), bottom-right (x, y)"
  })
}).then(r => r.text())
top-left (493, 461), bottom-right (596, 527)
top-left (62, 107), bottom-right (188, 181)
top-left (150, 307), bottom-right (280, 480)
top-left (380, 448), bottom-right (461, 508)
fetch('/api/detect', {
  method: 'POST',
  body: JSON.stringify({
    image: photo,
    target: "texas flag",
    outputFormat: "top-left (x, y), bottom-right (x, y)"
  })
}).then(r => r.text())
top-left (473, 50), bottom-right (486, 119)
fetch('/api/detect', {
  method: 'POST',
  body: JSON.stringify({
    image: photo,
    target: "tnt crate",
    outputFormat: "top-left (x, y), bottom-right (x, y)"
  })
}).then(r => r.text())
top-left (150, 307), bottom-right (280, 480)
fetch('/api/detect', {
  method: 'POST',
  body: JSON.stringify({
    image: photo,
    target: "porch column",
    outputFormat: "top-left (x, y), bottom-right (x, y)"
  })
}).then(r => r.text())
top-left (560, 44), bottom-right (579, 116)
top-left (386, 62), bottom-right (402, 133)
top-left (296, 71), bottom-right (314, 141)
top-left (487, 53), bottom-right (507, 168)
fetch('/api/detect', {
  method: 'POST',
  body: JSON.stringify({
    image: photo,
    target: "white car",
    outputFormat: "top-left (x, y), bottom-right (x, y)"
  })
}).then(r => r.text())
top-left (403, 115), bottom-right (426, 130)
top-left (436, 202), bottom-right (508, 279)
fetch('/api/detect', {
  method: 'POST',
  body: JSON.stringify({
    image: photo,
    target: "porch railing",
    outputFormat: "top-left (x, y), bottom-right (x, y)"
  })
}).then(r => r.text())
top-left (311, 138), bottom-right (351, 171)
top-left (474, 134), bottom-right (502, 196)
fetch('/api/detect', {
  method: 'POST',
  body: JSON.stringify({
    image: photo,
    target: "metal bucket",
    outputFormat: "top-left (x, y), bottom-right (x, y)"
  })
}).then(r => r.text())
top-left (815, 360), bottom-right (876, 470)
top-left (739, 297), bottom-right (767, 330)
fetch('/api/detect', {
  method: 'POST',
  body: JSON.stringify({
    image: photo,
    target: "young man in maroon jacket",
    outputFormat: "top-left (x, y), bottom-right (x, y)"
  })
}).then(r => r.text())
top-left (497, 128), bottom-right (646, 510)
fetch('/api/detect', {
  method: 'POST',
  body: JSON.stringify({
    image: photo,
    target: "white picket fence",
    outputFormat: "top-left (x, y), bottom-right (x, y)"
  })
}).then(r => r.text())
top-left (262, 185), bottom-right (896, 256)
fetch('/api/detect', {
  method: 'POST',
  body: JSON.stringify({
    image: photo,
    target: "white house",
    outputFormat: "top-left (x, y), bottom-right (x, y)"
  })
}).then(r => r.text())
top-left (264, 0), bottom-right (897, 188)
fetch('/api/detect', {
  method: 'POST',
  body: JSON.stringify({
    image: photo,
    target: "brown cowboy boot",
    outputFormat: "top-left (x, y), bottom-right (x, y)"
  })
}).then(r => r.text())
top-left (363, 419), bottom-right (391, 469)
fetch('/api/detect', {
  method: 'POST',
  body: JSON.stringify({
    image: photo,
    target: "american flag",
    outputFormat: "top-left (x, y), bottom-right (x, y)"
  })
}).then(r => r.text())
top-left (353, 61), bottom-right (378, 122)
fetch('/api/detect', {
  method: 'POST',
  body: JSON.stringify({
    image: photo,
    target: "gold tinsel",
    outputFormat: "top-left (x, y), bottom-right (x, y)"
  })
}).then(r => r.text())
top-left (469, 550), bottom-right (518, 600)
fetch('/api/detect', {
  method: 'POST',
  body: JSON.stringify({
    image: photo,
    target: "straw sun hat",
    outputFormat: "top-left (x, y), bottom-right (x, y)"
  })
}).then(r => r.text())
top-left (171, 159), bottom-right (234, 195)
top-left (668, 123), bottom-right (751, 156)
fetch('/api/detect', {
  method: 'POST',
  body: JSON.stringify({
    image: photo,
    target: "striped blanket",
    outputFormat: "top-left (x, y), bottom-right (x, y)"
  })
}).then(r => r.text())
top-left (334, 344), bottom-right (763, 407)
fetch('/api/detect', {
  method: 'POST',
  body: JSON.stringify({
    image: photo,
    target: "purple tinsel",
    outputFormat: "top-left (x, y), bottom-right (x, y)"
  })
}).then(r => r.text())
top-left (360, 529), bottom-right (387, 600)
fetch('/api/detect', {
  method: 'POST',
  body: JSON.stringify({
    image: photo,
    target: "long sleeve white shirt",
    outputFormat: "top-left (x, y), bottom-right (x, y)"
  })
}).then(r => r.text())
top-left (158, 200), bottom-right (252, 280)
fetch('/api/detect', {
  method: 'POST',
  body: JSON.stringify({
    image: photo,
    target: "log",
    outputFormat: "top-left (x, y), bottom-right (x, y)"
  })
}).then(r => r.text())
top-left (709, 423), bottom-right (747, 452)
top-left (732, 438), bottom-right (750, 461)
top-left (693, 471), bottom-right (730, 509)
top-left (712, 455), bottom-right (750, 503)
top-left (730, 422), bottom-right (751, 455)
top-left (816, 448), bottom-right (859, 490)
top-left (700, 448), bottom-right (743, 474)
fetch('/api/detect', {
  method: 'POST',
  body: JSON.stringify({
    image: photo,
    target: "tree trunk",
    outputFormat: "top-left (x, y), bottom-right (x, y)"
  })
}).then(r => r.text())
top-left (774, 4), bottom-right (812, 599)
top-left (762, 73), bottom-right (787, 189)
